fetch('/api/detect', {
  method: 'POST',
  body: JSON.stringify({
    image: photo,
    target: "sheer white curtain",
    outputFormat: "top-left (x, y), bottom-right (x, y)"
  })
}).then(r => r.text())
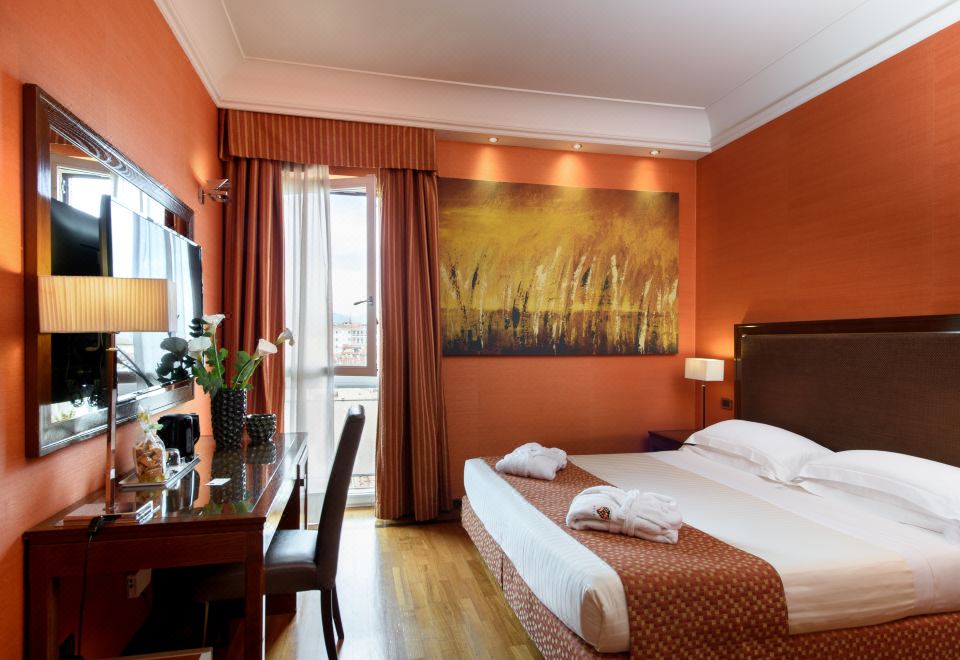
top-left (282, 163), bottom-right (336, 482)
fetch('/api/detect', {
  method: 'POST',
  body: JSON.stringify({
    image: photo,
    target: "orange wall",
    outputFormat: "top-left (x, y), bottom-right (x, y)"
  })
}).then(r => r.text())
top-left (0, 1), bottom-right (221, 656)
top-left (696, 22), bottom-right (960, 426)
top-left (437, 141), bottom-right (697, 496)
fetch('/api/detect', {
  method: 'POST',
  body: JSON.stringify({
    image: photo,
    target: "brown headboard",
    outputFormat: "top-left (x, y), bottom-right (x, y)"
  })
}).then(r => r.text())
top-left (734, 315), bottom-right (960, 467)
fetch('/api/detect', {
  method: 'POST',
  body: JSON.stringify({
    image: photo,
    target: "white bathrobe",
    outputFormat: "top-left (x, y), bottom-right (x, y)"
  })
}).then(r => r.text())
top-left (495, 442), bottom-right (568, 480)
top-left (566, 485), bottom-right (682, 544)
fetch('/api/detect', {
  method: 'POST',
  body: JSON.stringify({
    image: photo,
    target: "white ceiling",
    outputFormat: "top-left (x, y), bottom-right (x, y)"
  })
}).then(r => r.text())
top-left (157, 0), bottom-right (960, 158)
top-left (224, 0), bottom-right (864, 108)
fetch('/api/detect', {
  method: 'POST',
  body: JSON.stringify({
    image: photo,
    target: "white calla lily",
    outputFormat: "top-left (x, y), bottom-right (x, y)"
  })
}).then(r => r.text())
top-left (202, 313), bottom-right (226, 329)
top-left (187, 335), bottom-right (212, 360)
top-left (255, 338), bottom-right (278, 357)
top-left (275, 327), bottom-right (296, 346)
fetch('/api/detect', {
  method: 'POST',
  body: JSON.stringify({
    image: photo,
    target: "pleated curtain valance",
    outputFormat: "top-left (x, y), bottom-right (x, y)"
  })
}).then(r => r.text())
top-left (218, 109), bottom-right (437, 171)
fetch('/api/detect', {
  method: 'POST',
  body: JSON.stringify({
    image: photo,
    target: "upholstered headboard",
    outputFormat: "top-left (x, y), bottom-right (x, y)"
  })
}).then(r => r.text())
top-left (734, 315), bottom-right (960, 467)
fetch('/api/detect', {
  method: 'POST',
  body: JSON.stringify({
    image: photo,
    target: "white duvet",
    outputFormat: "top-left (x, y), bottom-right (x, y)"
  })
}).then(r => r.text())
top-left (463, 451), bottom-right (960, 653)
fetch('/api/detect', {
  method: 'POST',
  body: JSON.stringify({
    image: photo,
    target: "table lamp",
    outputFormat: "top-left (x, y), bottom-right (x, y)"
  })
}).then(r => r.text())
top-left (38, 276), bottom-right (176, 514)
top-left (684, 357), bottom-right (724, 429)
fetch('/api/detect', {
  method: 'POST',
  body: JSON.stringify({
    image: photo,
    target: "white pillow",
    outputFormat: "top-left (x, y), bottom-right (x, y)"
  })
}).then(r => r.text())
top-left (681, 444), bottom-right (775, 479)
top-left (684, 419), bottom-right (832, 482)
top-left (797, 478), bottom-right (960, 542)
top-left (795, 450), bottom-right (960, 538)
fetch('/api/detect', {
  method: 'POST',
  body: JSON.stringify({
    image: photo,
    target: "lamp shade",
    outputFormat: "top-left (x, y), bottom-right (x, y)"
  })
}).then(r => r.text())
top-left (684, 357), bottom-right (724, 382)
top-left (38, 276), bottom-right (175, 333)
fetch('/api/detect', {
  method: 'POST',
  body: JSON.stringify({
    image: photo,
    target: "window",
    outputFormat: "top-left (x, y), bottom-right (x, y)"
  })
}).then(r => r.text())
top-left (54, 149), bottom-right (166, 225)
top-left (329, 175), bottom-right (378, 506)
top-left (59, 170), bottom-right (112, 216)
top-left (330, 175), bottom-right (378, 377)
top-left (283, 170), bottom-right (379, 516)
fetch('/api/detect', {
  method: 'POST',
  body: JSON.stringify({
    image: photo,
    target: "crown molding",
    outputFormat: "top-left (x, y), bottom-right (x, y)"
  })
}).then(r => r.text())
top-left (214, 57), bottom-right (713, 153)
top-left (708, 0), bottom-right (960, 150)
top-left (155, 0), bottom-right (239, 106)
top-left (157, 0), bottom-right (960, 159)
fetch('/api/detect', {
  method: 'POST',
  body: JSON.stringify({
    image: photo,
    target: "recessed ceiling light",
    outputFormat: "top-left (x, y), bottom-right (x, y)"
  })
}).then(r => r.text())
top-left (572, 143), bottom-right (583, 151)
top-left (488, 136), bottom-right (499, 143)
top-left (650, 149), bottom-right (661, 156)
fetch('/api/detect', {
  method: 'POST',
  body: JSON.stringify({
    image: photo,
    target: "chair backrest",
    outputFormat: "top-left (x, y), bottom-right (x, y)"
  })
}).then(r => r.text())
top-left (314, 405), bottom-right (365, 589)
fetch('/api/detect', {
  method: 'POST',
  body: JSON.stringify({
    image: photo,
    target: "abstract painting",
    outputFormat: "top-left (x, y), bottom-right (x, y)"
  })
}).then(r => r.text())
top-left (438, 177), bottom-right (679, 356)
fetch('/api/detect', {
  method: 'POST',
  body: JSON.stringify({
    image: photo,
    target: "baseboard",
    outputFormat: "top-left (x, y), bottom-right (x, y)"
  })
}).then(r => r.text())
top-left (307, 489), bottom-right (375, 524)
top-left (374, 498), bottom-right (462, 527)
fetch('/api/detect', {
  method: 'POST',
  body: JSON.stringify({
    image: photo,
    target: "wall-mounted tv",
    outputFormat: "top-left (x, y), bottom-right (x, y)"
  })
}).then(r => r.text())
top-left (43, 195), bottom-right (203, 447)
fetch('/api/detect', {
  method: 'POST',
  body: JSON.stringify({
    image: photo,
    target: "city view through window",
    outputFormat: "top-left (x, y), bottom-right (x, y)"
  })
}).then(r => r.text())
top-left (329, 177), bottom-right (378, 505)
top-left (330, 184), bottom-right (373, 372)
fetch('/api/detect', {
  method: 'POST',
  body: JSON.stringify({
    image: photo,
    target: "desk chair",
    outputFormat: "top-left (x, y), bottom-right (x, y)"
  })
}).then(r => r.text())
top-left (196, 405), bottom-right (365, 658)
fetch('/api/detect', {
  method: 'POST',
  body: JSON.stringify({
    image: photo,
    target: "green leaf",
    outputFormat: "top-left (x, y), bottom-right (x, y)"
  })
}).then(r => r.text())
top-left (235, 351), bottom-right (251, 368)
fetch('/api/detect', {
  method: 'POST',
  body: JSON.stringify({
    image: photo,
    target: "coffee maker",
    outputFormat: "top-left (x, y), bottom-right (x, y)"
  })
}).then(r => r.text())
top-left (158, 413), bottom-right (200, 460)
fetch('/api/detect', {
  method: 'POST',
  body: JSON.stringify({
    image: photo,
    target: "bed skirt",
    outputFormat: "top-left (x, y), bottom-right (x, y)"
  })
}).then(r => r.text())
top-left (461, 496), bottom-right (960, 659)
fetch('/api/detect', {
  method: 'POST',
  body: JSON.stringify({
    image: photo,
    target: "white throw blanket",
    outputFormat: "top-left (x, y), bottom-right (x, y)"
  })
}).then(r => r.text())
top-left (566, 485), bottom-right (683, 544)
top-left (496, 442), bottom-right (568, 480)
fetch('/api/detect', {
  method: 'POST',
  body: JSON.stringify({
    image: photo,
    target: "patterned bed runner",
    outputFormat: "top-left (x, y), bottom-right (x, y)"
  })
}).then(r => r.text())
top-left (482, 457), bottom-right (789, 657)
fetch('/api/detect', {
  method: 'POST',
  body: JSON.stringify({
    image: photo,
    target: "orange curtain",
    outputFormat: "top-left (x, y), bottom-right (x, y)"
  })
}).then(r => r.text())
top-left (222, 157), bottom-right (285, 421)
top-left (218, 109), bottom-right (449, 515)
top-left (219, 109), bottom-right (436, 170)
top-left (375, 168), bottom-right (450, 521)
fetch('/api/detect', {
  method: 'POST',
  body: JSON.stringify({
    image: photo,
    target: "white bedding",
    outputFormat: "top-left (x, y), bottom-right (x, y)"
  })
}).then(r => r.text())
top-left (463, 451), bottom-right (960, 653)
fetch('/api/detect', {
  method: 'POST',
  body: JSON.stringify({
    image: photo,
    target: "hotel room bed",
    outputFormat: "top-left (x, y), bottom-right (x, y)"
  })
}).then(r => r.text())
top-left (462, 315), bottom-right (960, 658)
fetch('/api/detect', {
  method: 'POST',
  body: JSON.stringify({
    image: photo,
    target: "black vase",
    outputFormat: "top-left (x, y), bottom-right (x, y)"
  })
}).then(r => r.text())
top-left (246, 413), bottom-right (277, 446)
top-left (211, 389), bottom-right (247, 449)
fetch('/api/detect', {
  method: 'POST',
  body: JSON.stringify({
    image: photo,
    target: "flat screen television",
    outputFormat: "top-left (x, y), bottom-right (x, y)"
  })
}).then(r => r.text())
top-left (44, 195), bottom-right (203, 444)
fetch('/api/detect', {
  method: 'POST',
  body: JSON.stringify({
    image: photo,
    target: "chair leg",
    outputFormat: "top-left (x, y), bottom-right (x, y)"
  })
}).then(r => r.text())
top-left (331, 585), bottom-right (344, 640)
top-left (201, 601), bottom-right (210, 648)
top-left (320, 588), bottom-right (337, 658)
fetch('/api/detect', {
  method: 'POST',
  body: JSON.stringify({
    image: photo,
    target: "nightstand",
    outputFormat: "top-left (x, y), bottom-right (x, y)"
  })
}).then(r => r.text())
top-left (647, 429), bottom-right (696, 452)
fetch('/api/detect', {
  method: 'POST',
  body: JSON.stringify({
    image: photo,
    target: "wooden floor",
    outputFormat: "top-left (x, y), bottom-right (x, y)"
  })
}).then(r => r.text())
top-left (264, 508), bottom-right (541, 660)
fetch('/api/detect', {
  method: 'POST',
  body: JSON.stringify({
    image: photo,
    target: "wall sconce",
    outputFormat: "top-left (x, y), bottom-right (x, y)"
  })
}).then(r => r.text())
top-left (199, 178), bottom-right (231, 204)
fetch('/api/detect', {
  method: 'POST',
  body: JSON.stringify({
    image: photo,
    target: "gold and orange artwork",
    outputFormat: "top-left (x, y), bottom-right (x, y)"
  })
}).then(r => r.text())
top-left (438, 177), bottom-right (679, 356)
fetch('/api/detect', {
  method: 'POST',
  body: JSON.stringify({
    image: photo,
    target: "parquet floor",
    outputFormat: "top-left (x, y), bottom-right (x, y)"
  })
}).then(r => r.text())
top-left (264, 508), bottom-right (541, 660)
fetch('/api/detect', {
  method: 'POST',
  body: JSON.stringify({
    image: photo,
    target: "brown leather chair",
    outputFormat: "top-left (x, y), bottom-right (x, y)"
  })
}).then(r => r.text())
top-left (196, 405), bottom-right (365, 657)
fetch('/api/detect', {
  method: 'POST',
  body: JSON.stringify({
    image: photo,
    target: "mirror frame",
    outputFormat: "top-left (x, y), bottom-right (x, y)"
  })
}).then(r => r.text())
top-left (23, 84), bottom-right (197, 457)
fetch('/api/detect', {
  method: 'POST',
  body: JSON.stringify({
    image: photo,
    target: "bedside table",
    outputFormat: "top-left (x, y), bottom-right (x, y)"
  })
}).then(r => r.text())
top-left (647, 429), bottom-right (696, 452)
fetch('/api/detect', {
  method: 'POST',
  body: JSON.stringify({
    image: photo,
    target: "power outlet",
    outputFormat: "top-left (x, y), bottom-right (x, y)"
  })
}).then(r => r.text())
top-left (720, 397), bottom-right (733, 410)
top-left (126, 568), bottom-right (151, 598)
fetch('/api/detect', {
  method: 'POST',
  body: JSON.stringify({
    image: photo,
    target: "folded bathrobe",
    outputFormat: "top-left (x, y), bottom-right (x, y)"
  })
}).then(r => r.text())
top-left (566, 485), bottom-right (683, 544)
top-left (495, 442), bottom-right (568, 480)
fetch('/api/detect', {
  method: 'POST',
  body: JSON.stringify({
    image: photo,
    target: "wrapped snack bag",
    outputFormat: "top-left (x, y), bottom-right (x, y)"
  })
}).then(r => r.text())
top-left (134, 408), bottom-right (167, 483)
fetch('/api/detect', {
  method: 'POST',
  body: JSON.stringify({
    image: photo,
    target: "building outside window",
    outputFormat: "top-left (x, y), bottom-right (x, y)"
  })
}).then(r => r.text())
top-left (329, 175), bottom-right (378, 507)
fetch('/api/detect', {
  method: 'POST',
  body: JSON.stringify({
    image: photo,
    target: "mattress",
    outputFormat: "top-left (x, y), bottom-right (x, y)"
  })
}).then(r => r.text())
top-left (462, 450), bottom-right (960, 653)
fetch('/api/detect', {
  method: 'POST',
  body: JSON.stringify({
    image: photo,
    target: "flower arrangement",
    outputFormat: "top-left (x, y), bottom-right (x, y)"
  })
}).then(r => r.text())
top-left (187, 314), bottom-right (295, 396)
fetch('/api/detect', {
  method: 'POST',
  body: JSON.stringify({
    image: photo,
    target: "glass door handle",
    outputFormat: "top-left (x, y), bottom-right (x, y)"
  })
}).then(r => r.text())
top-left (353, 296), bottom-right (373, 306)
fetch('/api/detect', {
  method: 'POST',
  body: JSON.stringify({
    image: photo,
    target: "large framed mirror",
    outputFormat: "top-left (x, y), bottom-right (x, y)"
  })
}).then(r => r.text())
top-left (23, 84), bottom-right (202, 457)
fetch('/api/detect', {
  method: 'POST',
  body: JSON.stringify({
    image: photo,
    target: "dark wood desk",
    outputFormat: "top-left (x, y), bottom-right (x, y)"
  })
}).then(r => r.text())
top-left (24, 432), bottom-right (308, 660)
